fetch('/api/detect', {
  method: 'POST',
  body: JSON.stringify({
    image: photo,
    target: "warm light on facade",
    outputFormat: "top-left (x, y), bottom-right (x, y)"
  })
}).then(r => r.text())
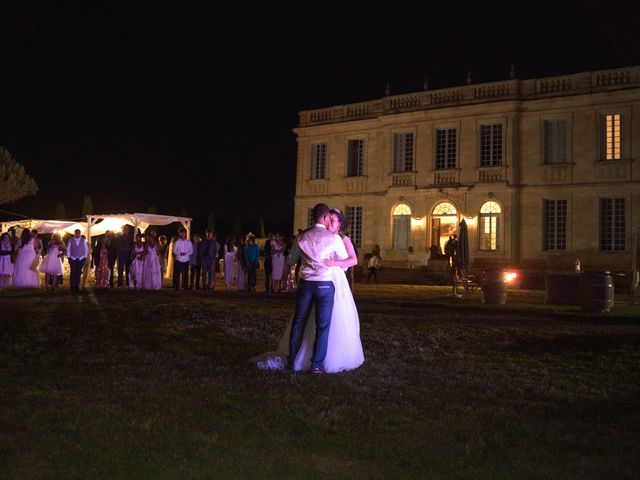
top-left (411, 216), bottom-right (426, 230)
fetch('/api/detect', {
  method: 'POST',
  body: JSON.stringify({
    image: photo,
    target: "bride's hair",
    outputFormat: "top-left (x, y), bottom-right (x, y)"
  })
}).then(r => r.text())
top-left (330, 209), bottom-right (348, 231)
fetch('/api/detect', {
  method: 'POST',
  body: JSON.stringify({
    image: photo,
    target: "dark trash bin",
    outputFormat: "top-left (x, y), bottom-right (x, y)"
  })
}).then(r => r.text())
top-left (579, 271), bottom-right (614, 313)
top-left (481, 269), bottom-right (508, 305)
top-left (545, 272), bottom-right (580, 305)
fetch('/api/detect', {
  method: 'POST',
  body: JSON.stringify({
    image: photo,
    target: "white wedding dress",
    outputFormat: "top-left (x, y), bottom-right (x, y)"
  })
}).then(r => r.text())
top-left (255, 266), bottom-right (365, 373)
top-left (13, 238), bottom-right (41, 288)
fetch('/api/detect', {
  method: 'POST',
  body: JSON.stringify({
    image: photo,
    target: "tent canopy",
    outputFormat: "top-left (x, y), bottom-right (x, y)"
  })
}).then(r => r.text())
top-left (2, 213), bottom-right (192, 238)
top-left (1, 219), bottom-right (87, 236)
top-left (86, 213), bottom-right (191, 237)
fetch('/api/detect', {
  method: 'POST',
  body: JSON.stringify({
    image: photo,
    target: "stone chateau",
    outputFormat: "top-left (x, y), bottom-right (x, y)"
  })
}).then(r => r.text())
top-left (292, 66), bottom-right (639, 275)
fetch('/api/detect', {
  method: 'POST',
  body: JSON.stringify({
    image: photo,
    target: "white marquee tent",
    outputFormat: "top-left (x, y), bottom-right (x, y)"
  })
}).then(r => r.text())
top-left (2, 213), bottom-right (192, 287)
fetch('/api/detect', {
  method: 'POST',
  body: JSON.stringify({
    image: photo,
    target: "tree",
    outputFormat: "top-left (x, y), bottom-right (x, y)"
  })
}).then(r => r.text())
top-left (54, 202), bottom-right (66, 219)
top-left (147, 205), bottom-right (157, 214)
top-left (81, 195), bottom-right (93, 217)
top-left (0, 146), bottom-right (38, 206)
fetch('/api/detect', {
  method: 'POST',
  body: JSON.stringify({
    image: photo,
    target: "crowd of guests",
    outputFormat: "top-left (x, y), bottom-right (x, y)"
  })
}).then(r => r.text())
top-left (0, 225), bottom-right (302, 293)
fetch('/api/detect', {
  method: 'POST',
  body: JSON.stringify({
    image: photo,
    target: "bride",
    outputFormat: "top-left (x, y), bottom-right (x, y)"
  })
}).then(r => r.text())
top-left (256, 208), bottom-right (365, 373)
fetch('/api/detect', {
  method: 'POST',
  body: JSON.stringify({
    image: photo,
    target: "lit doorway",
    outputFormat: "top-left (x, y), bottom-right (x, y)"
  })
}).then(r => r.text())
top-left (431, 202), bottom-right (458, 253)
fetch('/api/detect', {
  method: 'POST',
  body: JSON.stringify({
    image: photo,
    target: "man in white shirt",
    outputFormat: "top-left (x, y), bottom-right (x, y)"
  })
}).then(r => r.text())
top-left (67, 229), bottom-right (88, 291)
top-left (286, 203), bottom-right (348, 374)
top-left (172, 228), bottom-right (193, 290)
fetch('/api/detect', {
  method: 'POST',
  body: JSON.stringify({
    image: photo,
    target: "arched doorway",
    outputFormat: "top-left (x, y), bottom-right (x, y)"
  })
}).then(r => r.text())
top-left (431, 201), bottom-right (458, 253)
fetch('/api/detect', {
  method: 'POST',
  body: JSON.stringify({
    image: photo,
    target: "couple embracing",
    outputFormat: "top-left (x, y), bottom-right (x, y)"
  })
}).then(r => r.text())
top-left (257, 203), bottom-right (364, 374)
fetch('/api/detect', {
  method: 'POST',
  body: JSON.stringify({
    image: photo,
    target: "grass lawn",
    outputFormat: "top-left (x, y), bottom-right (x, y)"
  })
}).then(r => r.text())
top-left (1, 283), bottom-right (639, 479)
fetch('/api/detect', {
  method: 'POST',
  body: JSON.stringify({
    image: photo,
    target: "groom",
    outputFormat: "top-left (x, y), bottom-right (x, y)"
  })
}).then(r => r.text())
top-left (286, 203), bottom-right (348, 374)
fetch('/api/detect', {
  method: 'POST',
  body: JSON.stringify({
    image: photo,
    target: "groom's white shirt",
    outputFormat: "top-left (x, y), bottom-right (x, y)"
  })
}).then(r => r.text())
top-left (287, 224), bottom-right (348, 282)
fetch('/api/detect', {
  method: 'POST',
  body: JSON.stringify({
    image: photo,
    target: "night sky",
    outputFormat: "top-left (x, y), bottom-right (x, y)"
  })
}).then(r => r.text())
top-left (1, 2), bottom-right (638, 235)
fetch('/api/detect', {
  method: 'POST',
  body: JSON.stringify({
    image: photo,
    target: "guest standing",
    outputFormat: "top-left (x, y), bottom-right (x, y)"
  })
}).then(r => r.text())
top-left (223, 236), bottom-right (236, 290)
top-left (270, 233), bottom-right (286, 293)
top-left (13, 229), bottom-right (40, 288)
top-left (0, 232), bottom-right (14, 288)
top-left (236, 237), bottom-right (247, 291)
top-left (129, 233), bottom-right (146, 289)
top-left (40, 233), bottom-right (65, 290)
top-left (92, 236), bottom-right (110, 289)
top-left (189, 233), bottom-right (203, 290)
top-left (172, 228), bottom-right (192, 290)
top-left (159, 235), bottom-right (169, 279)
top-left (116, 225), bottom-right (133, 287)
top-left (104, 230), bottom-right (117, 288)
top-left (67, 229), bottom-right (88, 291)
top-left (142, 233), bottom-right (162, 290)
top-left (200, 229), bottom-right (218, 290)
top-left (263, 233), bottom-right (273, 293)
top-left (244, 233), bottom-right (260, 293)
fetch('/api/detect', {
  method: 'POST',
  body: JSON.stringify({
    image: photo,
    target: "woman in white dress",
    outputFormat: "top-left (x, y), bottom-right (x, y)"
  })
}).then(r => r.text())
top-left (129, 233), bottom-right (146, 289)
top-left (13, 229), bottom-right (41, 288)
top-left (223, 236), bottom-right (236, 290)
top-left (256, 209), bottom-right (365, 373)
top-left (142, 232), bottom-right (162, 290)
top-left (39, 233), bottom-right (65, 290)
top-left (0, 232), bottom-right (14, 288)
top-left (270, 233), bottom-right (286, 293)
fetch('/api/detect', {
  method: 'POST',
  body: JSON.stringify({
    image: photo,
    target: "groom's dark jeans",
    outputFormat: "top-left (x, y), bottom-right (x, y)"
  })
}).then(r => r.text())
top-left (289, 279), bottom-right (335, 370)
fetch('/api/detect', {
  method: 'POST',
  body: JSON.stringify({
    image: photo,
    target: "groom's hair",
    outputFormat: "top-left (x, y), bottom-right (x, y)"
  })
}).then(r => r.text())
top-left (311, 203), bottom-right (331, 223)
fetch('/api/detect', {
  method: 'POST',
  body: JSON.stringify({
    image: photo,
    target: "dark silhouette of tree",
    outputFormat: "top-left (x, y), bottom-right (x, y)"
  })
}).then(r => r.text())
top-left (81, 195), bottom-right (93, 216)
top-left (54, 202), bottom-right (66, 219)
top-left (0, 146), bottom-right (38, 206)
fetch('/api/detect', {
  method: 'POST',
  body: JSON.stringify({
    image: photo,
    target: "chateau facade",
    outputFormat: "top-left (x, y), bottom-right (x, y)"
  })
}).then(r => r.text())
top-left (293, 66), bottom-right (640, 273)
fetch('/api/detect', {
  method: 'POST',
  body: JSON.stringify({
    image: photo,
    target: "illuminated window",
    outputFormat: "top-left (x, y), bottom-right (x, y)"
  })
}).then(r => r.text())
top-left (543, 199), bottom-right (567, 250)
top-left (432, 202), bottom-right (457, 216)
top-left (543, 120), bottom-right (568, 164)
top-left (435, 129), bottom-right (456, 169)
top-left (346, 206), bottom-right (363, 249)
top-left (392, 203), bottom-right (411, 249)
top-left (310, 143), bottom-right (327, 179)
top-left (600, 198), bottom-right (625, 251)
top-left (601, 114), bottom-right (623, 161)
top-left (347, 139), bottom-right (365, 176)
top-left (393, 133), bottom-right (414, 172)
top-left (480, 124), bottom-right (503, 167)
top-left (479, 201), bottom-right (501, 250)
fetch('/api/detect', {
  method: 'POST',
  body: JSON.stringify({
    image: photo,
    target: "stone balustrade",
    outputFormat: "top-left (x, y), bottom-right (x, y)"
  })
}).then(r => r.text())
top-left (298, 66), bottom-right (640, 127)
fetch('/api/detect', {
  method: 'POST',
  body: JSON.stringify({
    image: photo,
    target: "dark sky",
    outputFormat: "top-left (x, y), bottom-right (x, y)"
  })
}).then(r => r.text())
top-left (1, 1), bottom-right (638, 234)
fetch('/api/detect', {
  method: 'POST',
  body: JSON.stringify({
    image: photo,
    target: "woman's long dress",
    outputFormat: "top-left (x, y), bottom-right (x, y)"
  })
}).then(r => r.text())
top-left (255, 266), bottom-right (365, 373)
top-left (94, 246), bottom-right (110, 289)
top-left (13, 239), bottom-right (40, 288)
top-left (130, 244), bottom-right (145, 288)
top-left (40, 244), bottom-right (63, 276)
top-left (270, 240), bottom-right (285, 281)
top-left (142, 245), bottom-right (162, 290)
top-left (0, 241), bottom-right (13, 287)
top-left (224, 245), bottom-right (236, 286)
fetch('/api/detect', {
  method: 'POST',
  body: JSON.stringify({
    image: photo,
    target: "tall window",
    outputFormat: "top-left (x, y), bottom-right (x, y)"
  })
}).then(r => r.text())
top-left (308, 208), bottom-right (314, 227)
top-left (543, 120), bottom-right (568, 164)
top-left (600, 198), bottom-right (625, 251)
top-left (310, 143), bottom-right (327, 179)
top-left (435, 128), bottom-right (456, 169)
top-left (601, 113), bottom-right (624, 160)
top-left (392, 203), bottom-right (411, 250)
top-left (543, 199), bottom-right (567, 250)
top-left (480, 124), bottom-right (503, 167)
top-left (393, 133), bottom-right (414, 172)
top-left (346, 206), bottom-right (363, 250)
top-left (479, 201), bottom-right (501, 250)
top-left (347, 139), bottom-right (365, 176)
